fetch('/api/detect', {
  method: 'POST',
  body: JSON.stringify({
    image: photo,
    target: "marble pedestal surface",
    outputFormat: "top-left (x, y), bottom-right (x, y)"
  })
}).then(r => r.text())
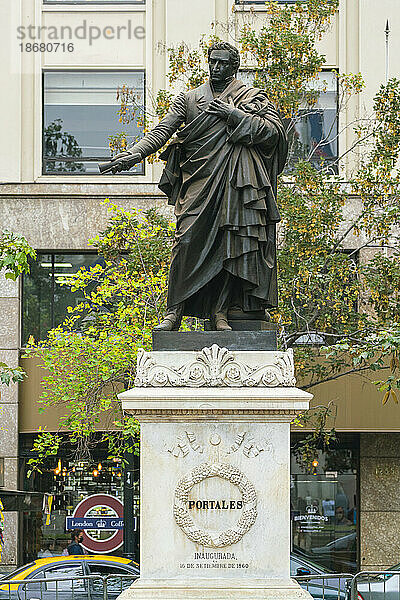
top-left (118, 346), bottom-right (313, 600)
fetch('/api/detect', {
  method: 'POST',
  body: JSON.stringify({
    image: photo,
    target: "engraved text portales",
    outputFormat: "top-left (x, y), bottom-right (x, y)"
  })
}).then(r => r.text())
top-left (173, 462), bottom-right (257, 548)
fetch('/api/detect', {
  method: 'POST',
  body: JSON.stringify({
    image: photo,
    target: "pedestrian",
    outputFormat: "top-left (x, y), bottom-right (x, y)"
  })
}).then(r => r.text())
top-left (67, 529), bottom-right (85, 555)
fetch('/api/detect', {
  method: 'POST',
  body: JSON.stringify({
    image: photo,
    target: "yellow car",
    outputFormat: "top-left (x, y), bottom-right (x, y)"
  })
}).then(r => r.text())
top-left (0, 554), bottom-right (139, 600)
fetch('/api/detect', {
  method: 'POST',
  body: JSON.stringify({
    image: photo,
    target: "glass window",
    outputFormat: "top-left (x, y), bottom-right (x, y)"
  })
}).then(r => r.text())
top-left (238, 70), bottom-right (338, 173)
top-left (291, 474), bottom-right (357, 572)
top-left (22, 252), bottom-right (100, 344)
top-left (287, 71), bottom-right (338, 173)
top-left (88, 563), bottom-right (138, 597)
top-left (43, 71), bottom-right (144, 175)
top-left (30, 564), bottom-right (86, 592)
top-left (19, 434), bottom-right (139, 565)
top-left (291, 435), bottom-right (359, 573)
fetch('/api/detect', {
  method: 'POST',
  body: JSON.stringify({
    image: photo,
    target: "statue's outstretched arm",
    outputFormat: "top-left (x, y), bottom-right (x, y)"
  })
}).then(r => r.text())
top-left (109, 93), bottom-right (186, 173)
top-left (128, 92), bottom-right (186, 159)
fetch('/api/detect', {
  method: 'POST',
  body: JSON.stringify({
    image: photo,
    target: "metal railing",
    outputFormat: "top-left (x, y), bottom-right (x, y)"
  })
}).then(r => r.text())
top-left (2, 570), bottom-right (400, 600)
top-left (0, 573), bottom-right (137, 600)
top-left (294, 572), bottom-right (353, 599)
top-left (349, 570), bottom-right (400, 600)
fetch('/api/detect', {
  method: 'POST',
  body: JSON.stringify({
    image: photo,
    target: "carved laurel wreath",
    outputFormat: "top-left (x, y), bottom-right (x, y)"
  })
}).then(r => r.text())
top-left (173, 462), bottom-right (258, 548)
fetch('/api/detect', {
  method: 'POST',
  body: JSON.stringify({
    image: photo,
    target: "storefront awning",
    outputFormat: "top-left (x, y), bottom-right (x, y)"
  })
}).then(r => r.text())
top-left (0, 490), bottom-right (44, 511)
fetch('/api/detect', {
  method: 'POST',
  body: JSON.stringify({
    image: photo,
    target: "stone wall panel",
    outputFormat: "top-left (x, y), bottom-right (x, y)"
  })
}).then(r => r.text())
top-left (0, 403), bottom-right (18, 456)
top-left (1, 512), bottom-right (18, 566)
top-left (360, 433), bottom-right (400, 569)
top-left (3, 457), bottom-right (18, 489)
top-left (0, 273), bottom-right (19, 298)
top-left (360, 511), bottom-right (400, 569)
top-left (360, 457), bottom-right (400, 511)
top-left (0, 299), bottom-right (19, 348)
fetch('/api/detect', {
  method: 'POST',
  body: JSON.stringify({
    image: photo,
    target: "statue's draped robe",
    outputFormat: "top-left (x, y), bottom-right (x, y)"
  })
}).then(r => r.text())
top-left (131, 78), bottom-right (288, 318)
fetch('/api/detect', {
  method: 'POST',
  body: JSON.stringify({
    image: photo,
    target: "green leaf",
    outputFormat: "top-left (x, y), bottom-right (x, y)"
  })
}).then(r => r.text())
top-left (4, 272), bottom-right (17, 280)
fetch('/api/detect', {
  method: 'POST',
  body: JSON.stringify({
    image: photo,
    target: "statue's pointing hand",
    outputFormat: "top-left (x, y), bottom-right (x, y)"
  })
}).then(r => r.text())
top-left (204, 98), bottom-right (233, 121)
top-left (112, 151), bottom-right (142, 173)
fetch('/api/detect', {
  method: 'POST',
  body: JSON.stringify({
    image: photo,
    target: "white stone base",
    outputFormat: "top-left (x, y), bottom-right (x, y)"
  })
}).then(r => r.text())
top-left (118, 578), bottom-right (313, 600)
top-left (119, 349), bottom-right (313, 600)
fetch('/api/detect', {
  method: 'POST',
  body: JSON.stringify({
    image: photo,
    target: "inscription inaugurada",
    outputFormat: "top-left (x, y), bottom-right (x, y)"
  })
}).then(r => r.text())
top-left (194, 552), bottom-right (236, 559)
top-left (179, 552), bottom-right (249, 570)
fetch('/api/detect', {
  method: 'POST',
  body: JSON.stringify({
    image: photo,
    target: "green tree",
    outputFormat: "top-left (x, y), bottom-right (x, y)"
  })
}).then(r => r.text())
top-left (0, 230), bottom-right (36, 385)
top-left (24, 206), bottom-right (174, 470)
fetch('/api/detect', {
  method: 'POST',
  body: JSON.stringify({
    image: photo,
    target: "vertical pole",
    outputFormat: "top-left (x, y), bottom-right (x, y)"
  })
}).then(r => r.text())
top-left (350, 575), bottom-right (357, 600)
top-left (384, 19), bottom-right (390, 259)
top-left (123, 450), bottom-right (139, 562)
top-left (385, 19), bottom-right (390, 84)
top-left (123, 450), bottom-right (135, 559)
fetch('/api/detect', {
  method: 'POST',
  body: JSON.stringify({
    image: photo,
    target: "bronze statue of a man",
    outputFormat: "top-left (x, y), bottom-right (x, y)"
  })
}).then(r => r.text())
top-left (113, 42), bottom-right (288, 331)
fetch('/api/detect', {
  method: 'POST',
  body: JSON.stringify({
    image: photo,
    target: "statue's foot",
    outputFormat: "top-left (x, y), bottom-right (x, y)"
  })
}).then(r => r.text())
top-left (153, 312), bottom-right (182, 331)
top-left (214, 312), bottom-right (232, 331)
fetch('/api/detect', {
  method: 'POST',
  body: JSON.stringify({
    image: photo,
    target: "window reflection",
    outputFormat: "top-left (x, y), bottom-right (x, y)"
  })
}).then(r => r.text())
top-left (286, 71), bottom-right (338, 173)
top-left (43, 71), bottom-right (144, 175)
top-left (22, 252), bottom-right (100, 344)
top-left (238, 70), bottom-right (338, 173)
top-left (291, 435), bottom-right (358, 573)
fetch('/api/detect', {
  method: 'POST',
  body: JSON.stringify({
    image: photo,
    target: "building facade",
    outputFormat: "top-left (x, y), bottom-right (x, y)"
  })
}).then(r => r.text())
top-left (0, 0), bottom-right (400, 574)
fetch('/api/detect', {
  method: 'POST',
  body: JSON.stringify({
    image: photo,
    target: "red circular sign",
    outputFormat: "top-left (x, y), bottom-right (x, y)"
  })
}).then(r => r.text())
top-left (73, 494), bottom-right (124, 553)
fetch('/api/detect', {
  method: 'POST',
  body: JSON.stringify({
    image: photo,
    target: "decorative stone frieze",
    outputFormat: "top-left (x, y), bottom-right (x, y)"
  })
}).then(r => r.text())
top-left (135, 344), bottom-right (296, 388)
top-left (167, 430), bottom-right (271, 459)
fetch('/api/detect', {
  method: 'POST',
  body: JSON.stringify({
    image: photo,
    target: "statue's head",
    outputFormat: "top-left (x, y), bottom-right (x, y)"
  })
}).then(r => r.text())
top-left (208, 41), bottom-right (240, 85)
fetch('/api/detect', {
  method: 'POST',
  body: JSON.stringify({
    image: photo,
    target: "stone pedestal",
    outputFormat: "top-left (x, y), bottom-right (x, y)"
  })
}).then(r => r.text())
top-left (118, 344), bottom-right (313, 600)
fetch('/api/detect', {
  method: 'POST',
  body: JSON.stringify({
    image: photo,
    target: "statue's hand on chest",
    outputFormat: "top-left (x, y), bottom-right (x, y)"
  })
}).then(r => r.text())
top-left (204, 98), bottom-right (234, 121)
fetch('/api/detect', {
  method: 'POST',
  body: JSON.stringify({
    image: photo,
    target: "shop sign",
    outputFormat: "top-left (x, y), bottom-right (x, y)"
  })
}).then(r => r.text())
top-left (66, 517), bottom-right (124, 529)
top-left (67, 494), bottom-right (124, 553)
top-left (292, 504), bottom-right (328, 533)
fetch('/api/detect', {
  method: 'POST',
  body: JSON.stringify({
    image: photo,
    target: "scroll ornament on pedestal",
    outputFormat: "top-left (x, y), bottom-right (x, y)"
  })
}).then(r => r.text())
top-left (135, 345), bottom-right (296, 388)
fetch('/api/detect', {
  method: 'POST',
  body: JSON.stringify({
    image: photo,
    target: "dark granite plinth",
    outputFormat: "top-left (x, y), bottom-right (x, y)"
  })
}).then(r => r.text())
top-left (152, 329), bottom-right (277, 352)
top-left (204, 319), bottom-right (275, 331)
top-left (227, 309), bottom-right (267, 320)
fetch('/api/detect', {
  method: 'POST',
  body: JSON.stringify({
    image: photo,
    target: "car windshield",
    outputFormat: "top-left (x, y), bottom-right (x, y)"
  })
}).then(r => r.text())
top-left (0, 563), bottom-right (35, 580)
